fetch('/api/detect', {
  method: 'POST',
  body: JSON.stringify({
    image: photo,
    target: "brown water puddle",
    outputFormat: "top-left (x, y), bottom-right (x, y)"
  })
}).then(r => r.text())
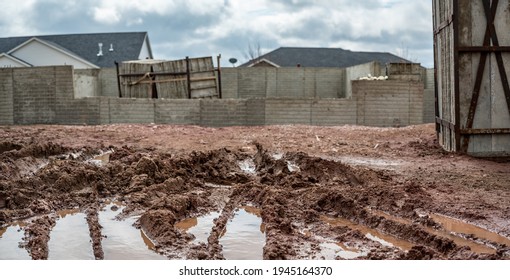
top-left (48, 209), bottom-right (94, 260)
top-left (430, 214), bottom-right (510, 248)
top-left (88, 151), bottom-right (113, 166)
top-left (220, 207), bottom-right (266, 260)
top-left (369, 210), bottom-right (499, 254)
top-left (175, 212), bottom-right (220, 244)
top-left (0, 221), bottom-right (31, 260)
top-left (321, 216), bottom-right (415, 251)
top-left (99, 203), bottom-right (166, 260)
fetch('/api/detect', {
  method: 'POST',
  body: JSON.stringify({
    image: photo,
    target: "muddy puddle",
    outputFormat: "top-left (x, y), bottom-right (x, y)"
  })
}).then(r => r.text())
top-left (48, 209), bottom-right (94, 260)
top-left (87, 151), bottom-right (113, 167)
top-left (430, 214), bottom-right (510, 248)
top-left (176, 212), bottom-right (220, 244)
top-left (322, 216), bottom-right (415, 251)
top-left (238, 159), bottom-right (256, 174)
top-left (99, 203), bottom-right (166, 260)
top-left (319, 242), bottom-right (369, 260)
top-left (329, 156), bottom-right (402, 170)
top-left (370, 210), bottom-right (503, 254)
top-left (220, 206), bottom-right (266, 260)
top-left (0, 222), bottom-right (31, 260)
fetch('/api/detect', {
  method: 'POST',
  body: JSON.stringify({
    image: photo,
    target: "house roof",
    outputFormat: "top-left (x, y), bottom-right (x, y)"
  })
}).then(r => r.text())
top-left (0, 53), bottom-right (32, 67)
top-left (241, 47), bottom-right (409, 68)
top-left (0, 32), bottom-right (152, 68)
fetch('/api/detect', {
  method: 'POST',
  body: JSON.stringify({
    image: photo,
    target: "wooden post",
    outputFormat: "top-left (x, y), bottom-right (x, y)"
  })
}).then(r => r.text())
top-left (217, 54), bottom-right (223, 99)
top-left (115, 61), bottom-right (122, 98)
top-left (186, 56), bottom-right (191, 99)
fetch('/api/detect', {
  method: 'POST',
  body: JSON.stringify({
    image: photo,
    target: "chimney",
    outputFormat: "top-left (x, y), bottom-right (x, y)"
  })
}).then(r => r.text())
top-left (109, 44), bottom-right (114, 52)
top-left (97, 43), bottom-right (103, 57)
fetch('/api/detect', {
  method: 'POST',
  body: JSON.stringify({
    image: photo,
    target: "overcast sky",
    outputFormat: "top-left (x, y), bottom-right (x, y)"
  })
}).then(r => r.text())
top-left (0, 0), bottom-right (434, 67)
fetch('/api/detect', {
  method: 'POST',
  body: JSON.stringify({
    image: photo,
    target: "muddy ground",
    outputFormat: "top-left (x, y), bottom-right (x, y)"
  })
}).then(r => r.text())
top-left (0, 124), bottom-right (509, 260)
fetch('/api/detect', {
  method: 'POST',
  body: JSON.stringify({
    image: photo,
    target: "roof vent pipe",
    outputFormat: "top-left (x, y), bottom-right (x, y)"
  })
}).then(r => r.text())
top-left (97, 43), bottom-right (103, 57)
top-left (109, 44), bottom-right (114, 52)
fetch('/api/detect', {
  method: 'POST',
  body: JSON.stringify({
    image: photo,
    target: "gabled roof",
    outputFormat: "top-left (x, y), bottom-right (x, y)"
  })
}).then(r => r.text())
top-left (8, 37), bottom-right (100, 69)
top-left (0, 32), bottom-right (152, 68)
top-left (0, 53), bottom-right (32, 67)
top-left (241, 47), bottom-right (409, 68)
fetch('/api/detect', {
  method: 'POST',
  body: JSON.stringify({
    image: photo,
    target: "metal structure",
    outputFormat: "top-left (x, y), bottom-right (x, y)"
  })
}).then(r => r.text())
top-left (434, 0), bottom-right (510, 156)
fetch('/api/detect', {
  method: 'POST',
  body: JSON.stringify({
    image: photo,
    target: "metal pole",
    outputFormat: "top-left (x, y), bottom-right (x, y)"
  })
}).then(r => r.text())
top-left (186, 56), bottom-right (191, 99)
top-left (115, 61), bottom-right (122, 98)
top-left (217, 54), bottom-right (223, 99)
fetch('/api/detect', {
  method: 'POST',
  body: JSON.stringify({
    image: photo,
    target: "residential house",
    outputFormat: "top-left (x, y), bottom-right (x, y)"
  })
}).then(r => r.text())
top-left (241, 47), bottom-right (409, 68)
top-left (0, 32), bottom-right (153, 69)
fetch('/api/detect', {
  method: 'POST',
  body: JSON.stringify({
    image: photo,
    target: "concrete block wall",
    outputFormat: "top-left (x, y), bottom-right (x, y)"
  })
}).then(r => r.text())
top-left (56, 98), bottom-right (101, 125)
top-left (423, 69), bottom-right (436, 123)
top-left (0, 66), bottom-right (429, 128)
top-left (311, 99), bottom-right (357, 126)
top-left (74, 69), bottom-right (100, 98)
top-left (200, 99), bottom-right (247, 127)
top-left (353, 80), bottom-right (424, 127)
top-left (237, 68), bottom-right (268, 99)
top-left (246, 99), bottom-right (266, 126)
top-left (0, 69), bottom-right (14, 125)
top-left (108, 98), bottom-right (155, 124)
top-left (12, 66), bottom-right (74, 124)
top-left (99, 68), bottom-right (119, 98)
top-left (155, 99), bottom-right (200, 125)
top-left (222, 67), bottom-right (346, 99)
top-left (265, 99), bottom-right (312, 125)
top-left (221, 68), bottom-right (239, 99)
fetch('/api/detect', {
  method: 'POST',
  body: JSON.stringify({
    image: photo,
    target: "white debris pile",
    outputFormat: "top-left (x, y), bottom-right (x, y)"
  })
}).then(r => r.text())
top-left (358, 74), bottom-right (389, 81)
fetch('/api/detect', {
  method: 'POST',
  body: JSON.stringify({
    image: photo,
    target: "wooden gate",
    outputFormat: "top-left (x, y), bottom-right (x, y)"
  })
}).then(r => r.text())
top-left (117, 56), bottom-right (222, 99)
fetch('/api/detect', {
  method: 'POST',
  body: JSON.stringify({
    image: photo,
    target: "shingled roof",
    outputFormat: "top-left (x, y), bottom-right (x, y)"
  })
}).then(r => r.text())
top-left (0, 32), bottom-right (152, 68)
top-left (241, 47), bottom-right (409, 68)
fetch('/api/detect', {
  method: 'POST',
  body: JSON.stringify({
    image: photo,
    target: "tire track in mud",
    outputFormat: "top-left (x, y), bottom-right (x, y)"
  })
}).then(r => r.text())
top-left (1, 141), bottom-right (509, 260)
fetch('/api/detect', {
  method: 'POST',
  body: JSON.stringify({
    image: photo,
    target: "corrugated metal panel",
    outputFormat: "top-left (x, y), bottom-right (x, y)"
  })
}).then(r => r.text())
top-left (434, 0), bottom-right (510, 156)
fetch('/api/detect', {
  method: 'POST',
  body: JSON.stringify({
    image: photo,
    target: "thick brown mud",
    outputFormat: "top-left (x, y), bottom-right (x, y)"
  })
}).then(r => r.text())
top-left (0, 124), bottom-right (509, 260)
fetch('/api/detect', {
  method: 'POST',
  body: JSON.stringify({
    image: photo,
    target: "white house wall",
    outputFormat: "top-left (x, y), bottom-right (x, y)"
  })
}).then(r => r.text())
top-left (10, 40), bottom-right (93, 69)
top-left (138, 38), bottom-right (152, 60)
top-left (0, 56), bottom-right (27, 68)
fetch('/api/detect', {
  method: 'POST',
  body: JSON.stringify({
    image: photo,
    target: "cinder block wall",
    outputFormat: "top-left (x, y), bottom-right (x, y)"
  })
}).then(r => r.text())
top-left (155, 99), bottom-right (200, 125)
top-left (423, 69), bottom-right (436, 123)
top-left (108, 98), bottom-right (155, 124)
top-left (200, 99), bottom-right (247, 127)
top-left (0, 69), bottom-right (14, 125)
top-left (353, 80), bottom-right (424, 127)
top-left (1, 66), bottom-right (428, 128)
top-left (222, 67), bottom-right (346, 99)
top-left (12, 66), bottom-right (74, 125)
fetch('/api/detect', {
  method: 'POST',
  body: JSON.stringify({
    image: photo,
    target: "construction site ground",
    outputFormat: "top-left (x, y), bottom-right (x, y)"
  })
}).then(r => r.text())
top-left (0, 123), bottom-right (509, 260)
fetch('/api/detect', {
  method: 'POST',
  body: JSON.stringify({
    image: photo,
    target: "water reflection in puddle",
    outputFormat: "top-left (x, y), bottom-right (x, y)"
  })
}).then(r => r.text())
top-left (88, 151), bottom-right (113, 167)
top-left (175, 212), bottom-right (220, 244)
top-left (48, 209), bottom-right (94, 260)
top-left (327, 156), bottom-right (402, 170)
top-left (430, 214), bottom-right (510, 248)
top-left (321, 216), bottom-right (415, 251)
top-left (239, 159), bottom-right (256, 174)
top-left (99, 203), bottom-right (166, 260)
top-left (368, 210), bottom-right (499, 254)
top-left (319, 242), bottom-right (368, 260)
top-left (0, 222), bottom-right (31, 260)
top-left (220, 207), bottom-right (266, 260)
